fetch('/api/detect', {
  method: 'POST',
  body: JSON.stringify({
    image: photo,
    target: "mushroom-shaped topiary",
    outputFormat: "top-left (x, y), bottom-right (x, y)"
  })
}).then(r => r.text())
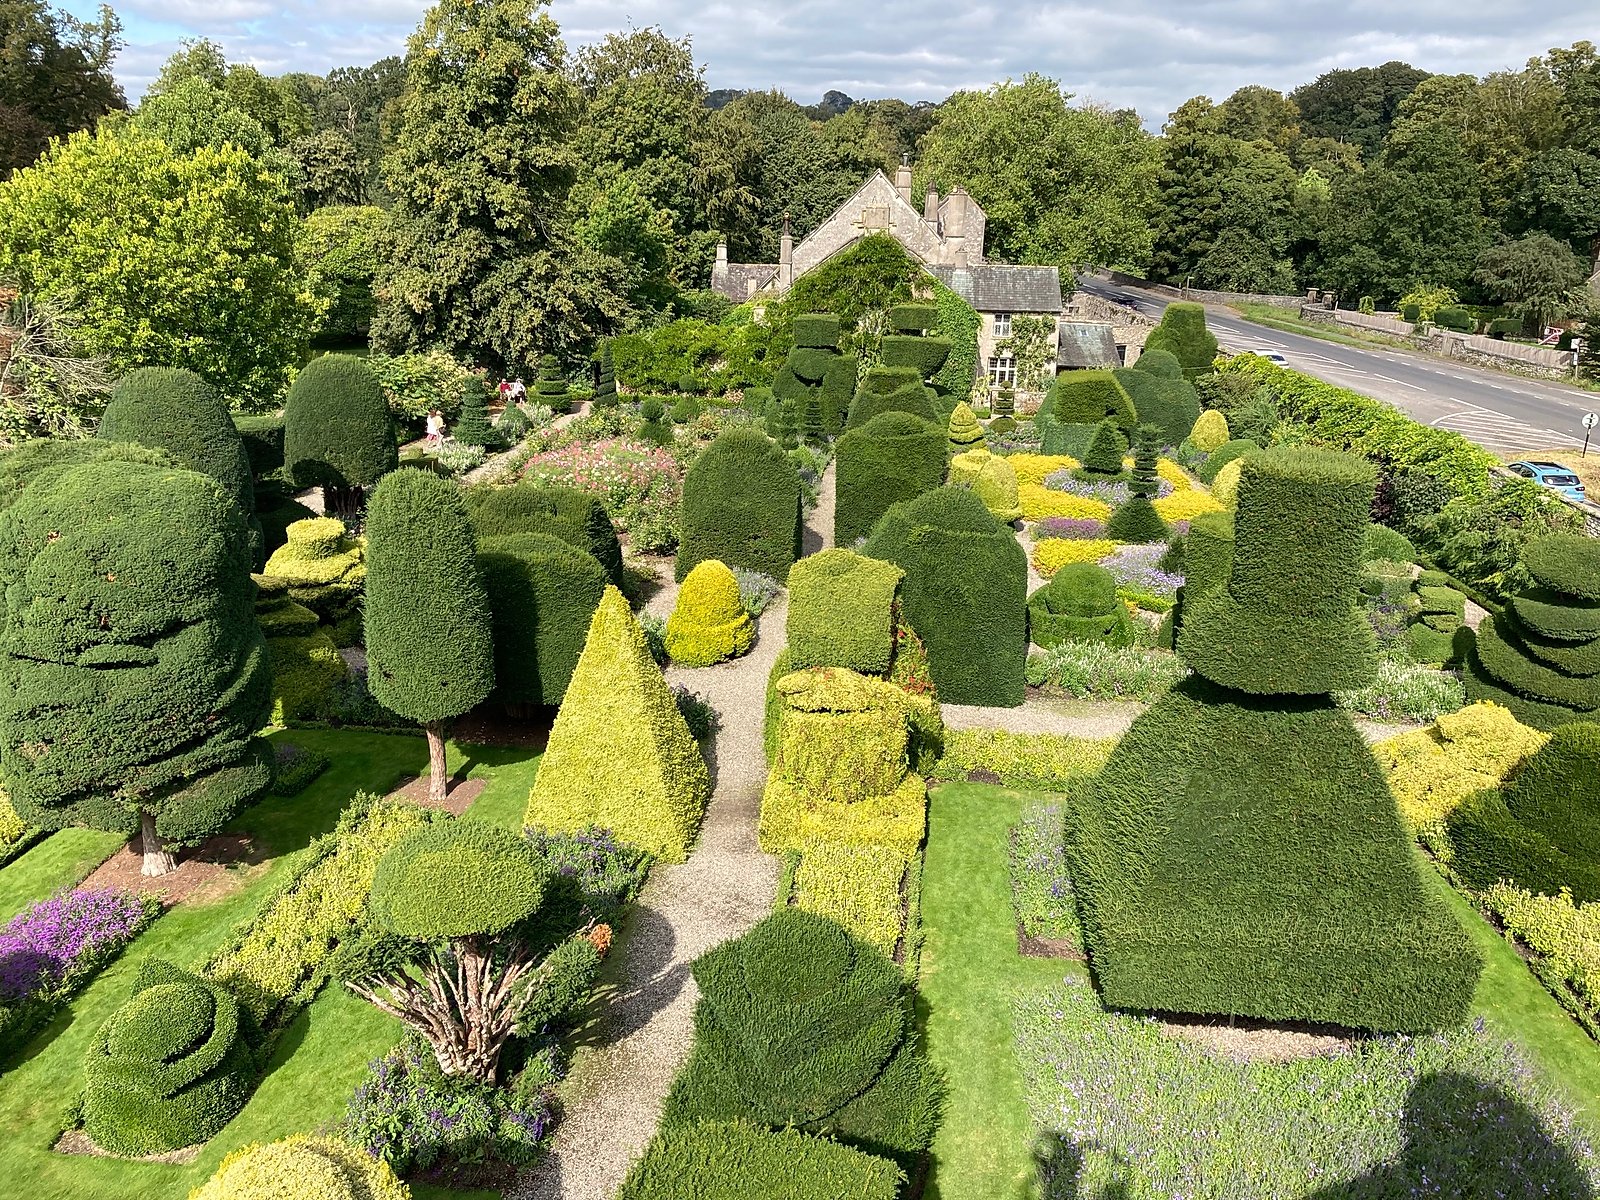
top-left (665, 560), bottom-right (755, 667)
top-left (83, 959), bottom-right (255, 1155)
top-left (1189, 409), bottom-right (1229, 452)
top-left (946, 402), bottom-right (985, 455)
top-left (1028, 563), bottom-right (1136, 649)
top-left (191, 1134), bottom-right (411, 1200)
top-left (947, 447), bottom-right (1021, 524)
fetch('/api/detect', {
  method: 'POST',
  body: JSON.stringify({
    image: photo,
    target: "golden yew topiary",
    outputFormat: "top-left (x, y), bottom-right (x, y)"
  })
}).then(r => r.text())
top-left (946, 401), bottom-right (985, 454)
top-left (948, 447), bottom-right (1022, 523)
top-left (1212, 456), bottom-right (1246, 509)
top-left (188, 1134), bottom-right (410, 1200)
top-left (665, 559), bottom-right (754, 667)
top-left (1189, 408), bottom-right (1230, 452)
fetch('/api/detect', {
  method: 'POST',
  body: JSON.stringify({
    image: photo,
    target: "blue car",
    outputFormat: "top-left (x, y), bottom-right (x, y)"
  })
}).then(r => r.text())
top-left (1508, 460), bottom-right (1587, 503)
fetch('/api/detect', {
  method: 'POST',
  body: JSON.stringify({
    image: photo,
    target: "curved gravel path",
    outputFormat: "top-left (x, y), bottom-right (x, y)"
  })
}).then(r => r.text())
top-left (514, 459), bottom-right (835, 1200)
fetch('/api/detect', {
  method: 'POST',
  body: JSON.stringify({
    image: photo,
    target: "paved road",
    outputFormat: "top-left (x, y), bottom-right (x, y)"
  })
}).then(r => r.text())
top-left (1079, 276), bottom-right (1598, 456)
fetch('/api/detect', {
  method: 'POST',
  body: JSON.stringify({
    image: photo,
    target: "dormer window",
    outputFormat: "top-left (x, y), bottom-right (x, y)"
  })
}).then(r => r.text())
top-left (993, 312), bottom-right (1012, 338)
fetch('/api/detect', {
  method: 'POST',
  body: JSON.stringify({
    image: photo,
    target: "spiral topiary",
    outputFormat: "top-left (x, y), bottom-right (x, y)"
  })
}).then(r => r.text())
top-left (946, 402), bottom-right (984, 455)
top-left (947, 447), bottom-right (1022, 524)
top-left (191, 1134), bottom-right (411, 1200)
top-left (1106, 424), bottom-right (1168, 543)
top-left (666, 560), bottom-right (755, 667)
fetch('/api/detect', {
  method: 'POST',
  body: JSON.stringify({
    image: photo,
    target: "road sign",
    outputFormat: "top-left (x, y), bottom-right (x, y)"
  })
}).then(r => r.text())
top-left (1585, 412), bottom-right (1599, 428)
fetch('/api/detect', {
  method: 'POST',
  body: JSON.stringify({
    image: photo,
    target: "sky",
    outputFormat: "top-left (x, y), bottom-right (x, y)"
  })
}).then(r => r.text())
top-left (57, 0), bottom-right (1600, 129)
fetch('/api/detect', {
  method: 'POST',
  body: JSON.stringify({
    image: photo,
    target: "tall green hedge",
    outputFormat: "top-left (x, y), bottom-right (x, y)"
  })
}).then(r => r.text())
top-left (478, 533), bottom-right (607, 708)
top-left (677, 429), bottom-right (802, 582)
top-left (283, 354), bottom-right (397, 491)
top-left (834, 412), bottom-right (947, 546)
top-left (233, 414), bottom-right (284, 480)
top-left (1114, 364), bottom-right (1201, 448)
top-left (620, 1121), bottom-right (902, 1200)
top-left (1142, 301), bottom-right (1218, 380)
top-left (466, 483), bottom-right (623, 585)
top-left (845, 367), bottom-right (938, 430)
top-left (863, 487), bottom-right (1026, 706)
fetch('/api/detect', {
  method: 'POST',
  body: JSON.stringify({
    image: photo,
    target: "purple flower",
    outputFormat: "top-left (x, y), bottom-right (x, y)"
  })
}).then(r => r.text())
top-left (1103, 544), bottom-right (1184, 599)
top-left (1035, 516), bottom-right (1107, 540)
top-left (0, 888), bottom-right (150, 1000)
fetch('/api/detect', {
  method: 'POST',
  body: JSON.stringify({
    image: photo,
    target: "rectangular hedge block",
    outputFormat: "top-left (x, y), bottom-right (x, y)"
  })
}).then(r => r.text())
top-left (759, 773), bottom-right (927, 860)
top-left (793, 313), bottom-right (842, 350)
top-left (879, 334), bottom-right (951, 376)
top-left (787, 549), bottom-right (903, 674)
top-left (890, 303), bottom-right (938, 333)
top-left (793, 840), bottom-right (908, 957)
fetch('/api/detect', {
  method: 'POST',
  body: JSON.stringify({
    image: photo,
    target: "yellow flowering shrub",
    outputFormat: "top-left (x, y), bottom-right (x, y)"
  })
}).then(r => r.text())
top-left (1006, 453), bottom-right (1081, 486)
top-left (1481, 884), bottom-right (1599, 1014)
top-left (1156, 458), bottom-right (1193, 490)
top-left (1019, 483), bottom-right (1111, 521)
top-left (1032, 538), bottom-right (1117, 577)
top-left (1374, 702), bottom-right (1548, 829)
top-left (1153, 488), bottom-right (1225, 521)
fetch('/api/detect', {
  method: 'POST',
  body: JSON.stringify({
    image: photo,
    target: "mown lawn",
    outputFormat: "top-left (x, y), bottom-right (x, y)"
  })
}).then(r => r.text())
top-left (0, 828), bottom-right (128, 925)
top-left (0, 726), bottom-right (535, 1200)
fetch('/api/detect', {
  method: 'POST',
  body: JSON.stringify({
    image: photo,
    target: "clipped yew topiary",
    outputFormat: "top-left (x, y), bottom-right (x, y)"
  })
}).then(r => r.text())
top-left (1114, 356), bottom-right (1201, 448)
top-left (1195, 437), bottom-right (1257, 484)
top-left (1028, 563), bottom-right (1135, 649)
top-left (863, 487), bottom-right (1027, 707)
top-left (661, 908), bottom-right (941, 1165)
top-left (526, 587), bottom-right (709, 861)
top-left (0, 460), bottom-right (271, 875)
top-left (477, 533), bottom-right (606, 708)
top-left (466, 483), bottom-right (623, 585)
top-left (1039, 371), bottom-right (1137, 459)
top-left (786, 549), bottom-right (903, 675)
top-left (1143, 301), bottom-right (1218, 380)
top-left (263, 517), bottom-right (366, 625)
top-left (452, 385), bottom-right (495, 448)
top-left (677, 428), bottom-right (802, 582)
top-left (1503, 721), bottom-right (1600, 862)
top-left (1131, 347), bottom-right (1183, 379)
top-left (364, 469), bottom-right (495, 803)
top-left (1080, 418), bottom-right (1129, 476)
top-left (83, 959), bottom-right (255, 1155)
top-left (947, 447), bottom-right (1022, 524)
top-left (946, 402), bottom-right (984, 455)
top-left (844, 367), bottom-right (938, 430)
top-left (1211, 456), bottom-right (1246, 509)
top-left (775, 313), bottom-right (856, 436)
top-left (192, 1134), bottom-right (412, 1200)
top-left (594, 340), bottom-right (618, 408)
top-left (835, 412), bottom-right (947, 546)
top-left (283, 354), bottom-right (396, 509)
top-left (535, 354), bottom-right (571, 414)
top-left (1107, 425), bottom-right (1168, 543)
top-left (666, 560), bottom-right (755, 667)
top-left (620, 1121), bottom-right (902, 1200)
top-left (1188, 408), bottom-right (1229, 452)
top-left (0, 438), bottom-right (175, 513)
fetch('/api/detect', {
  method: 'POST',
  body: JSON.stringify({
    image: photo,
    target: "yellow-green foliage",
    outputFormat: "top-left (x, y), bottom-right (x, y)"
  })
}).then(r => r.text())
top-left (759, 773), bottom-right (927, 860)
top-left (1032, 538), bottom-right (1117, 576)
top-left (264, 518), bottom-right (365, 587)
top-left (1481, 884), bottom-right (1599, 1010)
top-left (786, 549), bottom-right (903, 675)
top-left (946, 402), bottom-right (985, 454)
top-left (265, 630), bottom-right (346, 725)
top-left (1190, 408), bottom-right (1229, 452)
top-left (1152, 487), bottom-right (1225, 522)
top-left (1375, 701), bottom-right (1549, 828)
top-left (930, 728), bottom-right (1117, 790)
top-left (793, 841), bottom-right (909, 957)
top-left (206, 799), bottom-right (429, 1029)
top-left (1007, 453), bottom-right (1081, 486)
top-left (528, 586), bottom-right (710, 861)
top-left (1212, 456), bottom-right (1245, 509)
top-left (774, 669), bottom-right (912, 804)
top-left (948, 448), bottom-right (1021, 523)
top-left (189, 1133), bottom-right (411, 1200)
top-left (1018, 483), bottom-right (1110, 522)
top-left (665, 559), bottom-right (754, 667)
top-left (0, 788), bottom-right (28, 856)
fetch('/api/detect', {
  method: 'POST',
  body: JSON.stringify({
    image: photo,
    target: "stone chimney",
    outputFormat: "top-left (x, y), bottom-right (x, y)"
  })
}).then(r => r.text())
top-left (712, 239), bottom-right (728, 294)
top-left (924, 186), bottom-right (939, 227)
top-left (945, 186), bottom-right (967, 262)
top-left (895, 158), bottom-right (913, 207)
top-left (778, 213), bottom-right (793, 291)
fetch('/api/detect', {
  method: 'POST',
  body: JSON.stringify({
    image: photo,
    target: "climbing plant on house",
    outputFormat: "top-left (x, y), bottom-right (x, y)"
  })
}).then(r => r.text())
top-left (996, 313), bottom-right (1057, 394)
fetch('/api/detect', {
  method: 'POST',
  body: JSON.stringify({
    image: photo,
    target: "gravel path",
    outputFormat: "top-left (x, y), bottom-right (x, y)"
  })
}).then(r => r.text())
top-left (515, 454), bottom-right (835, 1200)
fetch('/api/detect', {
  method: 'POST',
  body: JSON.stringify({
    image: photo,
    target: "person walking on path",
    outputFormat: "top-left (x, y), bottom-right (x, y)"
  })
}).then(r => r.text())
top-left (424, 408), bottom-right (445, 447)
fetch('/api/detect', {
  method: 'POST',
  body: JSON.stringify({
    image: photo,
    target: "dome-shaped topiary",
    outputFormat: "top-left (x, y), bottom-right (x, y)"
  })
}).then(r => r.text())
top-left (83, 960), bottom-right (255, 1155)
top-left (677, 428), bottom-right (802, 582)
top-left (1028, 563), bottom-right (1135, 649)
top-left (835, 411), bottom-right (948, 546)
top-left (283, 354), bottom-right (396, 493)
top-left (1524, 534), bottom-right (1600, 601)
top-left (1189, 409), bottom-right (1229, 453)
top-left (369, 819), bottom-right (548, 940)
top-left (1503, 721), bottom-right (1600, 862)
top-left (0, 437), bottom-right (175, 513)
top-left (1113, 367), bottom-right (1201, 448)
top-left (1142, 302), bottom-right (1218, 381)
top-left (466, 483), bottom-right (623, 586)
top-left (191, 1134), bottom-right (411, 1200)
top-left (946, 402), bottom-right (984, 455)
top-left (666, 560), bottom-right (755, 667)
top-left (1211, 455), bottom-right (1246, 509)
top-left (948, 447), bottom-right (1022, 524)
top-left (1196, 438), bottom-right (1258, 485)
top-left (1131, 348), bottom-right (1183, 380)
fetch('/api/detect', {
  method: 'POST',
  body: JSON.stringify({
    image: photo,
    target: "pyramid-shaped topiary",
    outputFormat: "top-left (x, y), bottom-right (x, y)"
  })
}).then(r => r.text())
top-left (1072, 445), bottom-right (1481, 1031)
top-left (526, 586), bottom-right (709, 860)
top-left (1107, 424), bottom-right (1168, 543)
top-left (1080, 418), bottom-right (1128, 476)
top-left (452, 383), bottom-right (496, 448)
top-left (665, 560), bottom-right (754, 667)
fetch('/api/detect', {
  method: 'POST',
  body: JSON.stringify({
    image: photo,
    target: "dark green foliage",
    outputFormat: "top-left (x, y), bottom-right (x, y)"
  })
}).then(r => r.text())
top-left (1363, 523), bottom-right (1416, 563)
top-left (1181, 447), bottom-right (1379, 695)
top-left (863, 487), bottom-right (1027, 706)
top-left (82, 959), bottom-right (255, 1155)
top-left (786, 549), bottom-right (902, 675)
top-left (1071, 676), bottom-right (1482, 1031)
top-left (793, 313), bottom-right (841, 349)
top-left (363, 468), bottom-right (494, 725)
top-left (370, 820), bottom-right (548, 939)
top-left (1185, 512), bottom-right (1235, 596)
top-left (1041, 370), bottom-right (1137, 429)
top-left (1474, 615), bottom-right (1600, 711)
top-left (670, 397), bottom-right (700, 424)
top-left (1040, 421), bottom-right (1099, 459)
top-left (1081, 419), bottom-right (1129, 475)
top-left (1108, 425), bottom-right (1168, 543)
top-left (1401, 302), bottom-right (1422, 323)
top-left (889, 303), bottom-right (937, 333)
top-left (594, 340), bottom-right (618, 408)
top-left (453, 385), bottom-right (495, 448)
top-left (0, 460), bottom-right (270, 842)
top-left (1113, 367), bottom-right (1201, 447)
top-left (283, 354), bottom-right (397, 490)
top-left (478, 533), bottom-right (606, 707)
top-left (1447, 787), bottom-right (1600, 903)
top-left (535, 354), bottom-right (571, 414)
top-left (1407, 622), bottom-right (1460, 666)
top-left (1028, 564), bottom-right (1135, 649)
top-left (845, 367), bottom-right (937, 430)
top-left (1196, 438), bottom-right (1260, 485)
top-left (1508, 588), bottom-right (1600, 642)
top-left (254, 485), bottom-right (319, 560)
top-left (1433, 307), bottom-right (1474, 333)
top-left (1142, 301), bottom-right (1219, 380)
top-left (1504, 722), bottom-right (1600, 862)
top-left (774, 324), bottom-right (852, 436)
top-left (0, 438), bottom-right (174, 513)
top-left (1487, 317), bottom-right (1524, 338)
top-left (661, 909), bottom-right (942, 1164)
top-left (879, 334), bottom-right (951, 377)
top-left (678, 429), bottom-right (803, 582)
top-left (620, 1120), bottom-right (903, 1200)
top-left (1525, 534), bottom-right (1600, 601)
top-left (233, 414), bottom-right (284, 479)
top-left (834, 413), bottom-right (947, 546)
top-left (788, 348), bottom-right (835, 383)
top-left (819, 356), bottom-right (858, 433)
top-left (465, 483), bottom-right (623, 586)
top-left (1131, 348), bottom-right (1183, 380)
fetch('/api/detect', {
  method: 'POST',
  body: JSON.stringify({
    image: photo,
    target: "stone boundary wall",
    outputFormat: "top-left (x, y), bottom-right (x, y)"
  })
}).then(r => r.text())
top-left (1451, 332), bottom-right (1572, 370)
top-left (1298, 307), bottom-right (1414, 337)
top-left (1300, 307), bottom-right (1577, 377)
top-left (1104, 270), bottom-right (1302, 308)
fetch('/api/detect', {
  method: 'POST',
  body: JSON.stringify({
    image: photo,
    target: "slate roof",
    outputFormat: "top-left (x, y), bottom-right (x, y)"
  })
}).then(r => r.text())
top-left (927, 264), bottom-right (1062, 313)
top-left (1056, 321), bottom-right (1120, 369)
top-left (715, 263), bottom-right (777, 301)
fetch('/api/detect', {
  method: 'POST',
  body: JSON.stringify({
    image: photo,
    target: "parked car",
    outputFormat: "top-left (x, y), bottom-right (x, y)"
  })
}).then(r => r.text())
top-left (1252, 349), bottom-right (1289, 366)
top-left (1508, 460), bottom-right (1587, 503)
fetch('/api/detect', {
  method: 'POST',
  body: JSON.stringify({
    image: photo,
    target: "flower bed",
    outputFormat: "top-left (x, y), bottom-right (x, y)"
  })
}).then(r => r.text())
top-left (1102, 544), bottom-right (1183, 610)
top-left (520, 437), bottom-right (682, 554)
top-left (1025, 641), bottom-right (1187, 702)
top-left (1031, 538), bottom-right (1116, 576)
top-left (1008, 803), bottom-right (1081, 950)
top-left (1032, 517), bottom-right (1106, 541)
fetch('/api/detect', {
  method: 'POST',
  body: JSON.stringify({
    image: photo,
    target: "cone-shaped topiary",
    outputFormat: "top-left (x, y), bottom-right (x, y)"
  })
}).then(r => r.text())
top-left (466, 483), bottom-right (623, 586)
top-left (1107, 425), bottom-right (1168, 543)
top-left (947, 447), bottom-right (1022, 524)
top-left (535, 354), bottom-right (571, 414)
top-left (666, 560), bottom-right (755, 667)
top-left (1142, 301), bottom-right (1218, 380)
top-left (452, 385), bottom-right (495, 448)
top-left (1081, 418), bottom-right (1128, 476)
top-left (1028, 563), bottom-right (1135, 648)
top-left (661, 908), bottom-right (942, 1165)
top-left (863, 487), bottom-right (1027, 706)
top-left (1465, 533), bottom-right (1600, 729)
top-left (677, 428), bottom-right (802, 582)
top-left (594, 340), bottom-right (618, 408)
top-left (638, 396), bottom-right (674, 446)
top-left (1211, 456), bottom-right (1245, 509)
top-left (1189, 408), bottom-right (1229, 452)
top-left (478, 533), bottom-right (607, 707)
top-left (835, 412), bottom-right (947, 546)
top-left (283, 354), bottom-right (396, 505)
top-left (526, 587), bottom-right (709, 860)
top-left (786, 549), bottom-right (904, 675)
top-left (364, 469), bottom-right (495, 803)
top-left (946, 402), bottom-right (984, 455)
top-left (83, 959), bottom-right (255, 1155)
top-left (191, 1134), bottom-right (412, 1200)
top-left (0, 459), bottom-right (271, 875)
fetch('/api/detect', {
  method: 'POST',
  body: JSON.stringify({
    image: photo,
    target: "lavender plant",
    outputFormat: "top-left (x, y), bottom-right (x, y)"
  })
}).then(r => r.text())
top-left (1009, 804), bottom-right (1081, 948)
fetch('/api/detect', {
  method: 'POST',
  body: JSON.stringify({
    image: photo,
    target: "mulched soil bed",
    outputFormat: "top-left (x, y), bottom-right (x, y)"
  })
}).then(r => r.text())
top-left (1155, 1012), bottom-right (1357, 1063)
top-left (452, 703), bottom-right (552, 749)
top-left (77, 834), bottom-right (269, 906)
top-left (54, 1129), bottom-right (201, 1164)
top-left (1016, 926), bottom-right (1085, 960)
top-left (384, 774), bottom-right (488, 816)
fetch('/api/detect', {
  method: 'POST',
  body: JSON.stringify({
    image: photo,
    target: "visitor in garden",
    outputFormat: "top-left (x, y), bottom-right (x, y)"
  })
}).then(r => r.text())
top-left (424, 408), bottom-right (445, 447)
top-left (509, 377), bottom-right (527, 404)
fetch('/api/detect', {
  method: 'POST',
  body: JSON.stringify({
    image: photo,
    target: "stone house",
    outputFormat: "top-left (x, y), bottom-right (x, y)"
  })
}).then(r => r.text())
top-left (710, 163), bottom-right (1121, 401)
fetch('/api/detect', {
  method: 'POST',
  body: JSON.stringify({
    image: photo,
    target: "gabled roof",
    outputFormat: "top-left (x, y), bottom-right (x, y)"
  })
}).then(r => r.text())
top-left (927, 264), bottom-right (1062, 313)
top-left (718, 263), bottom-right (776, 301)
top-left (1056, 321), bottom-right (1120, 369)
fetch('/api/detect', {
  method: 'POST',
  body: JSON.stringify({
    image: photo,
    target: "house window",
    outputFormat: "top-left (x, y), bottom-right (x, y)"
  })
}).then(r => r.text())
top-left (988, 356), bottom-right (1017, 387)
top-left (993, 312), bottom-right (1012, 338)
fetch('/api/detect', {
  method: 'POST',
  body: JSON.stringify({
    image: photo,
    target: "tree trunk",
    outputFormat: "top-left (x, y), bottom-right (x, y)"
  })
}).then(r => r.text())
top-left (426, 721), bottom-right (449, 805)
top-left (139, 809), bottom-right (176, 877)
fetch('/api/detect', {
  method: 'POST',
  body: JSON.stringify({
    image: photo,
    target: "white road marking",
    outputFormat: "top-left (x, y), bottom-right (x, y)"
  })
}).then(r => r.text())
top-left (1372, 374), bottom-right (1426, 391)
